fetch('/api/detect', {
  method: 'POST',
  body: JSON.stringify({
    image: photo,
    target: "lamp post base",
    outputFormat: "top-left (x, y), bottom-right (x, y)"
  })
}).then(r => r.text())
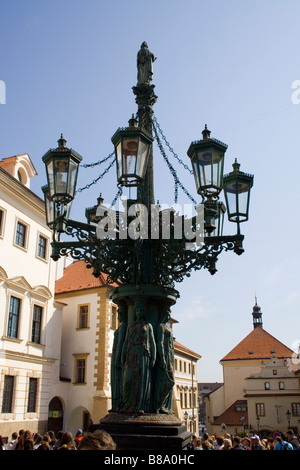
top-left (91, 412), bottom-right (192, 451)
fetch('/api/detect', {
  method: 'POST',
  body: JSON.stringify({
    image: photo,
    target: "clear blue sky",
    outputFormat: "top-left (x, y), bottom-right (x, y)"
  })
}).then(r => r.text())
top-left (1, 0), bottom-right (300, 381)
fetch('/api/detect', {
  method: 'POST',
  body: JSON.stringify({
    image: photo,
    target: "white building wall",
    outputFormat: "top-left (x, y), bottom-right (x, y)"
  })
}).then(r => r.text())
top-left (0, 160), bottom-right (64, 438)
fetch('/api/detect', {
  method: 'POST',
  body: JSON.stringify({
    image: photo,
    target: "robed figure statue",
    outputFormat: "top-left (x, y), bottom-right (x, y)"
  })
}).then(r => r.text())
top-left (110, 305), bottom-right (127, 412)
top-left (137, 41), bottom-right (156, 86)
top-left (121, 304), bottom-right (156, 413)
top-left (153, 309), bottom-right (175, 413)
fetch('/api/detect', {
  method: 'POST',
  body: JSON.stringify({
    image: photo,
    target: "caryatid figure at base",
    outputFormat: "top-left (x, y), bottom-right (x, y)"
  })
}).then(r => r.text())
top-left (137, 41), bottom-right (156, 86)
top-left (110, 304), bottom-right (127, 412)
top-left (153, 308), bottom-right (175, 414)
top-left (121, 303), bottom-right (156, 413)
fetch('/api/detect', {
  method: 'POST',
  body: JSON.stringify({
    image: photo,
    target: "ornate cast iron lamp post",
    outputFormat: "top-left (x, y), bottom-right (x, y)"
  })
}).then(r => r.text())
top-left (42, 42), bottom-right (254, 449)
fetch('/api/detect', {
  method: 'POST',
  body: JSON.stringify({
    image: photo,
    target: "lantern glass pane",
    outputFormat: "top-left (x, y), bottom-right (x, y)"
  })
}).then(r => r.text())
top-left (212, 150), bottom-right (223, 188)
top-left (44, 190), bottom-right (54, 226)
top-left (191, 154), bottom-right (200, 192)
top-left (197, 151), bottom-right (212, 187)
top-left (47, 160), bottom-right (54, 197)
top-left (196, 149), bottom-right (223, 193)
top-left (122, 138), bottom-right (138, 175)
top-left (54, 158), bottom-right (69, 195)
top-left (237, 185), bottom-right (249, 218)
top-left (225, 187), bottom-right (238, 220)
top-left (68, 160), bottom-right (78, 197)
top-left (136, 138), bottom-right (149, 179)
top-left (116, 142), bottom-right (122, 180)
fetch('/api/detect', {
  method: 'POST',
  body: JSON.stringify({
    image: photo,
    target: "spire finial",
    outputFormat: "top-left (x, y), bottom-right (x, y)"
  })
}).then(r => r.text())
top-left (252, 298), bottom-right (263, 329)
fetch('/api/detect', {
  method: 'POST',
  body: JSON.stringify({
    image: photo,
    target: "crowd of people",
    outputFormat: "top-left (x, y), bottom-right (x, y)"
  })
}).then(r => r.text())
top-left (0, 428), bottom-right (116, 451)
top-left (1, 427), bottom-right (300, 451)
top-left (187, 429), bottom-right (300, 450)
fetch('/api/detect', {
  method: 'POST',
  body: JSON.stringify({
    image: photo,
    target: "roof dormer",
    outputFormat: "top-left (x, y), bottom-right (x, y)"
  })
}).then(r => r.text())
top-left (0, 154), bottom-right (37, 189)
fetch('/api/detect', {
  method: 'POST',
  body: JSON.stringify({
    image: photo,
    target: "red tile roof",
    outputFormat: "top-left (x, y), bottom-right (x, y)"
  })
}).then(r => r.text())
top-left (212, 400), bottom-right (248, 426)
top-left (55, 260), bottom-right (117, 294)
top-left (221, 326), bottom-right (293, 361)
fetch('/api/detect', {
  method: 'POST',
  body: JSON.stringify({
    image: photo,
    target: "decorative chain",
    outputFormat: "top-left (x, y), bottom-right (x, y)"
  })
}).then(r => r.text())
top-left (80, 151), bottom-right (115, 168)
top-left (153, 115), bottom-right (193, 175)
top-left (153, 124), bottom-right (197, 205)
top-left (110, 185), bottom-right (123, 207)
top-left (77, 156), bottom-right (116, 193)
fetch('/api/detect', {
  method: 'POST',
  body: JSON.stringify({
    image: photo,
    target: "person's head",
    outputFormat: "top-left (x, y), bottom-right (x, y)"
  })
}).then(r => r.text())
top-left (23, 438), bottom-right (34, 450)
top-left (192, 437), bottom-right (202, 448)
top-left (24, 430), bottom-right (33, 441)
top-left (11, 432), bottom-right (18, 440)
top-left (215, 436), bottom-right (224, 446)
top-left (78, 430), bottom-right (116, 450)
top-left (222, 438), bottom-right (232, 449)
top-left (48, 430), bottom-right (55, 441)
top-left (34, 434), bottom-right (42, 445)
top-left (286, 430), bottom-right (295, 439)
top-left (202, 440), bottom-right (213, 449)
top-left (58, 432), bottom-right (75, 448)
top-left (233, 436), bottom-right (241, 445)
top-left (241, 437), bottom-right (251, 447)
top-left (251, 435), bottom-right (260, 445)
top-left (76, 429), bottom-right (83, 437)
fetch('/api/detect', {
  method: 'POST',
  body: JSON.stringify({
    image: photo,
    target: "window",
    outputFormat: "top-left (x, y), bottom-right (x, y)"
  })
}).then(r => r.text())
top-left (27, 378), bottom-right (38, 413)
top-left (0, 208), bottom-right (5, 237)
top-left (264, 382), bottom-right (270, 390)
top-left (73, 354), bottom-right (89, 384)
top-left (292, 403), bottom-right (300, 416)
top-left (273, 370), bottom-right (278, 375)
top-left (15, 221), bottom-right (27, 248)
top-left (76, 358), bottom-right (86, 384)
top-left (256, 403), bottom-right (265, 416)
top-left (37, 235), bottom-right (47, 259)
top-left (78, 305), bottom-right (89, 329)
top-left (2, 375), bottom-right (14, 413)
top-left (279, 382), bottom-right (285, 390)
top-left (31, 305), bottom-right (42, 343)
top-left (7, 296), bottom-right (21, 338)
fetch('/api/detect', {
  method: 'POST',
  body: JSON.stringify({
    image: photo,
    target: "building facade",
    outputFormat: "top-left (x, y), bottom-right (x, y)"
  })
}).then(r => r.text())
top-left (0, 155), bottom-right (64, 437)
top-left (173, 340), bottom-right (200, 434)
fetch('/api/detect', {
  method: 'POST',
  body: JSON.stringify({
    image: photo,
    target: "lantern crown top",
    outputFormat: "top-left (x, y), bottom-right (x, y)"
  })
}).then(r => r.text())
top-left (187, 126), bottom-right (228, 156)
top-left (224, 159), bottom-right (254, 184)
top-left (58, 133), bottom-right (67, 148)
top-left (232, 158), bottom-right (241, 172)
top-left (128, 114), bottom-right (138, 129)
top-left (202, 124), bottom-right (211, 140)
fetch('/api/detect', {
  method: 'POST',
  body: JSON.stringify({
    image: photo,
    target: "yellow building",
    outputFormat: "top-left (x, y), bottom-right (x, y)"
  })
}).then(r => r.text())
top-left (206, 300), bottom-right (299, 436)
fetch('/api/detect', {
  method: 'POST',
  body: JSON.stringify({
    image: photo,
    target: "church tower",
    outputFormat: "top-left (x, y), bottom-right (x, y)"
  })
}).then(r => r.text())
top-left (252, 296), bottom-right (263, 329)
